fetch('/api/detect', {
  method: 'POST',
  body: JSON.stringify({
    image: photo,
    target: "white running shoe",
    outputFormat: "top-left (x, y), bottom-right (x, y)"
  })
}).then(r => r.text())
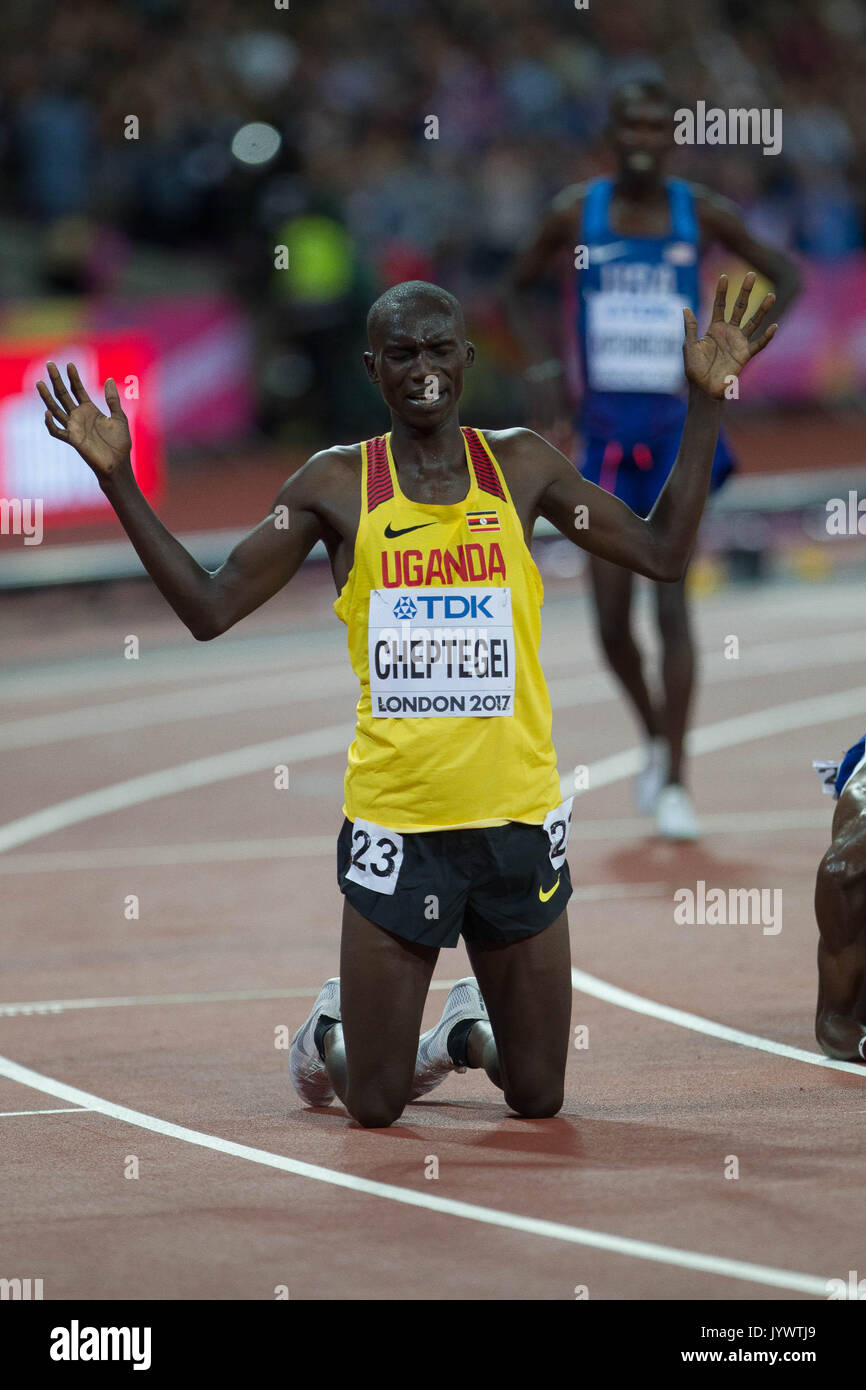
top-left (409, 977), bottom-right (489, 1102)
top-left (636, 737), bottom-right (669, 816)
top-left (289, 977), bottom-right (341, 1107)
top-left (655, 784), bottom-right (701, 841)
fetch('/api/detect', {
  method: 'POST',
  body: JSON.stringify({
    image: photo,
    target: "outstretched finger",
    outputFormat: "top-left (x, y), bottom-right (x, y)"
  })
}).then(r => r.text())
top-left (67, 362), bottom-right (93, 406)
top-left (710, 274), bottom-right (728, 324)
top-left (36, 379), bottom-right (68, 425)
top-left (46, 361), bottom-right (75, 413)
top-left (742, 291), bottom-right (776, 341)
top-left (683, 305), bottom-right (699, 346)
top-left (748, 322), bottom-right (778, 357)
top-left (104, 377), bottom-right (125, 419)
top-left (729, 271), bottom-right (757, 327)
top-left (44, 410), bottom-right (68, 440)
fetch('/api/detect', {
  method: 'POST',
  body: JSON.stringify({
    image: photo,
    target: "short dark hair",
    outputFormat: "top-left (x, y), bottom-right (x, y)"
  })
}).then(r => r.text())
top-left (610, 78), bottom-right (675, 122)
top-left (366, 281), bottom-right (465, 346)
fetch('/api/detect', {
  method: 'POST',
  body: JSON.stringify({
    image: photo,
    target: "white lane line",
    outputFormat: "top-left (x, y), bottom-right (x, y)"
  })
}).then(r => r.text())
top-left (2, 685), bottom-right (859, 857)
top-left (0, 631), bottom-right (346, 702)
top-left (0, 1051), bottom-right (831, 1296)
top-left (0, 724), bottom-right (353, 854)
top-left (0, 838), bottom-right (337, 874)
top-left (0, 812), bottom-right (830, 876)
top-left (4, 627), bottom-right (864, 756)
top-left (0, 666), bottom-right (352, 751)
top-left (547, 628), bottom-right (866, 709)
top-left (571, 967), bottom-right (866, 1078)
top-left (0, 981), bottom-right (465, 1018)
top-left (559, 683), bottom-right (866, 798)
top-left (0, 1107), bottom-right (92, 1116)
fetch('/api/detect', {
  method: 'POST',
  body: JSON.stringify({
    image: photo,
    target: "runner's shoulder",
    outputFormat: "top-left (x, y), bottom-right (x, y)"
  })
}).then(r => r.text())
top-left (550, 180), bottom-right (590, 213)
top-left (547, 180), bottom-right (589, 230)
top-left (478, 427), bottom-right (564, 486)
top-left (688, 181), bottom-right (743, 224)
top-left (279, 442), bottom-right (363, 506)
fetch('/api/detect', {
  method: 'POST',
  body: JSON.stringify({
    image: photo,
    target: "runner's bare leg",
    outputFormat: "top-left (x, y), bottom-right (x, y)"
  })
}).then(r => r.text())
top-left (463, 912), bottom-right (572, 1117)
top-left (324, 901), bottom-right (439, 1127)
top-left (653, 570), bottom-right (694, 786)
top-left (589, 554), bottom-right (660, 741)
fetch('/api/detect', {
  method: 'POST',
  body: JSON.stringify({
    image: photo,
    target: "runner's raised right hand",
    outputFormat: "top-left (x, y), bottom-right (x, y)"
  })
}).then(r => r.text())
top-left (37, 362), bottom-right (132, 478)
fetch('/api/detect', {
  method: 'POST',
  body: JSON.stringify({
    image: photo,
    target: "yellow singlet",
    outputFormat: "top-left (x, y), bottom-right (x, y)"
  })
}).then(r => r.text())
top-left (334, 427), bottom-right (562, 832)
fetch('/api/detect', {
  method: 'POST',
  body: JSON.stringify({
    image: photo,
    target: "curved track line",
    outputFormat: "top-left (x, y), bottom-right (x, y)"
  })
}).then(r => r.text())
top-left (4, 627), bottom-right (864, 754)
top-left (0, 665), bottom-right (352, 751)
top-left (559, 684), bottom-right (866, 798)
top-left (0, 981), bottom-right (460, 1018)
top-left (0, 1051), bottom-right (831, 1297)
top-left (2, 686), bottom-right (863, 856)
top-left (0, 724), bottom-right (353, 854)
top-left (571, 968), bottom-right (866, 1077)
top-left (0, 1107), bottom-right (90, 1116)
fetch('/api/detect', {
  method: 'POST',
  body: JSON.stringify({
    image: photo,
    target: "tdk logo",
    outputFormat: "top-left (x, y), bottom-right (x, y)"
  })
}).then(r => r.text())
top-left (394, 593), bottom-right (494, 620)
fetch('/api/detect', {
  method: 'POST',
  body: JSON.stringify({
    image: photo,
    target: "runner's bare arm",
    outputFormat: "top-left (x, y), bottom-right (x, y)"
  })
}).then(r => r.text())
top-left (36, 361), bottom-right (344, 640)
top-left (695, 186), bottom-right (802, 329)
top-left (506, 186), bottom-right (583, 296)
top-left (512, 273), bottom-right (777, 580)
top-left (503, 187), bottom-right (582, 356)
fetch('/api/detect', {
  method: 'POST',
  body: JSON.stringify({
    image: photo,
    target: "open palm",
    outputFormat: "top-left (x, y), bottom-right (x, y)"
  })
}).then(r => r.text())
top-left (683, 272), bottom-right (777, 399)
top-left (37, 362), bottom-right (132, 477)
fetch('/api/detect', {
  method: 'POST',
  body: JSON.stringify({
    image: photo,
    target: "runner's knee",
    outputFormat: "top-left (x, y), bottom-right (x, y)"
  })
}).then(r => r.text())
top-left (655, 587), bottom-right (689, 642)
top-left (346, 1084), bottom-right (406, 1129)
top-left (505, 1078), bottom-right (564, 1119)
top-left (596, 613), bottom-right (632, 661)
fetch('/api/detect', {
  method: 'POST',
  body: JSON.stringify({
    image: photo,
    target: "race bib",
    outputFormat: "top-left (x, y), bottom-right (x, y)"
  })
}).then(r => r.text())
top-left (812, 759), bottom-right (840, 797)
top-left (344, 817), bottom-right (404, 895)
top-left (586, 291), bottom-right (688, 394)
top-left (544, 797), bottom-right (574, 870)
top-left (368, 586), bottom-right (515, 718)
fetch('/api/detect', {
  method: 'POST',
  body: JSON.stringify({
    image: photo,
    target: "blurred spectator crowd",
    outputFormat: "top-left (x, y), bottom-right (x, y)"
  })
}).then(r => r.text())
top-left (1, 0), bottom-right (865, 436)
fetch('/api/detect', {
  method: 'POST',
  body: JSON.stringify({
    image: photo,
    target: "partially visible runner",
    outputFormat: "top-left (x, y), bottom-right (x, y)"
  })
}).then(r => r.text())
top-left (507, 78), bottom-right (801, 840)
top-left (814, 738), bottom-right (866, 1062)
top-left (37, 273), bottom-right (776, 1128)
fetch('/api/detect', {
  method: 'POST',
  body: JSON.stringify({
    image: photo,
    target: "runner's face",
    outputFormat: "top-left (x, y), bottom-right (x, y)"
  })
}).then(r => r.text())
top-left (364, 310), bottom-right (474, 425)
top-left (612, 99), bottom-right (672, 179)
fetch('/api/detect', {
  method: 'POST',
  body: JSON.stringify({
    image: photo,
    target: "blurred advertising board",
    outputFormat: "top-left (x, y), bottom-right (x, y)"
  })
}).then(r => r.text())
top-left (709, 253), bottom-right (866, 403)
top-left (0, 295), bottom-right (254, 529)
top-left (0, 335), bottom-right (161, 528)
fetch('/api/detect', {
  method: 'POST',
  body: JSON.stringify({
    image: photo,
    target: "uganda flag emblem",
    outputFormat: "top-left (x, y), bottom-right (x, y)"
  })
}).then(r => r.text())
top-left (467, 511), bottom-right (500, 533)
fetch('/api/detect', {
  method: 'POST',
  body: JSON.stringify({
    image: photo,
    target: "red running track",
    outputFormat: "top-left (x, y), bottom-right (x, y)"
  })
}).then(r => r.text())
top-left (1, 564), bottom-right (865, 1301)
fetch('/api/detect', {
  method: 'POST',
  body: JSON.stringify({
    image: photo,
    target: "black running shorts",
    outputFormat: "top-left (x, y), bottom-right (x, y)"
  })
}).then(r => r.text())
top-left (336, 806), bottom-right (573, 949)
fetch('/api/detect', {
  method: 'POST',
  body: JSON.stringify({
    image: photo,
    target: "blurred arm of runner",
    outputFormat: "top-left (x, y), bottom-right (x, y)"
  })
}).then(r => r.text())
top-left (696, 186), bottom-right (803, 330)
top-left (36, 361), bottom-right (352, 641)
top-left (501, 185), bottom-right (585, 451)
top-left (511, 272), bottom-right (777, 581)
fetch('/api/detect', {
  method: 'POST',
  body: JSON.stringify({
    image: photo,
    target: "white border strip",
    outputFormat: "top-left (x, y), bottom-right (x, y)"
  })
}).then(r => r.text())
top-left (0, 1107), bottom-right (91, 1116)
top-left (571, 967), bottom-right (866, 1077)
top-left (2, 686), bottom-right (863, 857)
top-left (0, 1051), bottom-right (831, 1297)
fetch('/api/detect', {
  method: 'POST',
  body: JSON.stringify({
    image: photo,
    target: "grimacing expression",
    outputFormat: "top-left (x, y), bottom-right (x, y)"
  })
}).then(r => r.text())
top-left (612, 97), bottom-right (673, 178)
top-left (364, 308), bottom-right (474, 423)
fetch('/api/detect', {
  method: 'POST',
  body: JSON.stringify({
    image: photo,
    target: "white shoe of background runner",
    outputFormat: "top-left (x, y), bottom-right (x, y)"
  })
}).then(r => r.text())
top-left (655, 784), bottom-right (701, 841)
top-left (289, 977), bottom-right (341, 1107)
top-left (636, 737), bottom-right (669, 815)
top-left (409, 977), bottom-right (489, 1101)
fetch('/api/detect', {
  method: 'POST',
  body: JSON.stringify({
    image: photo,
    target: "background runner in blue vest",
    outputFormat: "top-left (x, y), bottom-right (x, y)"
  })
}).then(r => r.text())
top-left (506, 79), bottom-right (801, 840)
